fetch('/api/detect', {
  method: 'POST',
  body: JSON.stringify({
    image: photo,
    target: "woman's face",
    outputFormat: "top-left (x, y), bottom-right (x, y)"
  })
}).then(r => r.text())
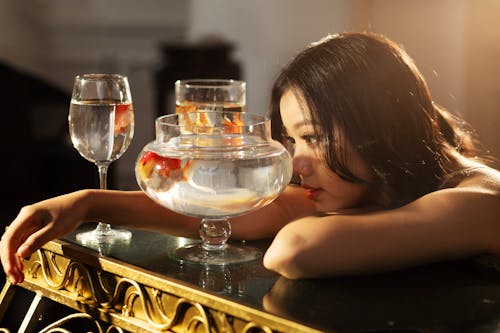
top-left (280, 89), bottom-right (376, 213)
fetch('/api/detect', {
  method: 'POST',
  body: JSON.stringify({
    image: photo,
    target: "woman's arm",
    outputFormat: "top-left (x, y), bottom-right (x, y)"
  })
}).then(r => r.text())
top-left (0, 184), bottom-right (314, 284)
top-left (230, 185), bottom-right (317, 239)
top-left (0, 190), bottom-right (164, 284)
top-left (85, 186), bottom-right (315, 240)
top-left (263, 168), bottom-right (500, 279)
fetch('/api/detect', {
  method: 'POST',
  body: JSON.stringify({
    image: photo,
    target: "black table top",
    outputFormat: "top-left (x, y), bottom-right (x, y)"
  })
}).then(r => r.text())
top-left (64, 224), bottom-right (500, 333)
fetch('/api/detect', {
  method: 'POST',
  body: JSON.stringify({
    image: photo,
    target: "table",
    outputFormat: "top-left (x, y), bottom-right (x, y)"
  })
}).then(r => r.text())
top-left (1, 224), bottom-right (500, 332)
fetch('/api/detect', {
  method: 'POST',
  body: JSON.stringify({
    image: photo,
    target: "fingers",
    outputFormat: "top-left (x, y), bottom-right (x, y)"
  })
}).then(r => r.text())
top-left (2, 254), bottom-right (24, 284)
top-left (13, 253), bottom-right (25, 283)
top-left (1, 196), bottom-right (82, 284)
top-left (17, 227), bottom-right (53, 258)
top-left (1, 228), bottom-right (53, 285)
top-left (0, 207), bottom-right (45, 284)
top-left (0, 230), bottom-right (25, 284)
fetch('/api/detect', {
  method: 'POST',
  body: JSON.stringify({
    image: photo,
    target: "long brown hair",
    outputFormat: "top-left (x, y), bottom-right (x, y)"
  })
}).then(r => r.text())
top-left (270, 32), bottom-right (478, 208)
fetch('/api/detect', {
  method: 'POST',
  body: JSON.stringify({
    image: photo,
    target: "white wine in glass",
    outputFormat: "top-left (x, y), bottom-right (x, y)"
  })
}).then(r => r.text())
top-left (69, 73), bottom-right (134, 246)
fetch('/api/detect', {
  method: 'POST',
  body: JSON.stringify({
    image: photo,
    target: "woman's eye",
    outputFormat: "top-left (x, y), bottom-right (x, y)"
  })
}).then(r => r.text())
top-left (302, 135), bottom-right (319, 145)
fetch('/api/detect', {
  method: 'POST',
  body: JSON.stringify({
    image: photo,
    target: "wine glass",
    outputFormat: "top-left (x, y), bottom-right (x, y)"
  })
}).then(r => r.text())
top-left (69, 73), bottom-right (134, 246)
top-left (175, 79), bottom-right (246, 114)
top-left (135, 111), bottom-right (292, 265)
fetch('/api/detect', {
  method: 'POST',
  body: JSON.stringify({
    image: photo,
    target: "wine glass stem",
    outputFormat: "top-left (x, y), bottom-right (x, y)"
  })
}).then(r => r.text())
top-left (97, 163), bottom-right (109, 190)
top-left (96, 162), bottom-right (111, 234)
top-left (200, 218), bottom-right (231, 251)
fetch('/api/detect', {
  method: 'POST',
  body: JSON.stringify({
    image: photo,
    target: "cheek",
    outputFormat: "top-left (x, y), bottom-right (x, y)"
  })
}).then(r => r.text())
top-left (336, 181), bottom-right (371, 201)
top-left (350, 159), bottom-right (374, 183)
top-left (325, 184), bottom-right (373, 211)
top-left (345, 145), bottom-right (375, 183)
top-left (319, 166), bottom-right (374, 208)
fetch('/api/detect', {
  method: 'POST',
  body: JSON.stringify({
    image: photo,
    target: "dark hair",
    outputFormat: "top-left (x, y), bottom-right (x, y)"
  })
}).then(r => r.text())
top-left (270, 32), bottom-right (479, 208)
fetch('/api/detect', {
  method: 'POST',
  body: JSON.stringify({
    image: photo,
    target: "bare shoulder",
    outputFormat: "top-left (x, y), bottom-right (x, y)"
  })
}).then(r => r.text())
top-left (455, 158), bottom-right (500, 193)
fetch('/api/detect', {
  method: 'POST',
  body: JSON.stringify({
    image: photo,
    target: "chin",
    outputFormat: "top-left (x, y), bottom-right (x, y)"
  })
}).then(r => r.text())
top-left (313, 201), bottom-right (344, 214)
top-left (313, 198), bottom-right (362, 214)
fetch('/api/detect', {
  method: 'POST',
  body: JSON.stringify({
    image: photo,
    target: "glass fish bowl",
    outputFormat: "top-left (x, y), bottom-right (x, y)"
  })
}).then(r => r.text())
top-left (135, 111), bottom-right (292, 265)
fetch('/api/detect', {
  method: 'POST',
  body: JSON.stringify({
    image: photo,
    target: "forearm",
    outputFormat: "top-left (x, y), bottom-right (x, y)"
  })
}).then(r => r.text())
top-left (81, 189), bottom-right (200, 238)
top-left (83, 189), bottom-right (291, 240)
top-left (81, 185), bottom-right (313, 241)
top-left (264, 188), bottom-right (500, 279)
top-left (229, 185), bottom-right (317, 240)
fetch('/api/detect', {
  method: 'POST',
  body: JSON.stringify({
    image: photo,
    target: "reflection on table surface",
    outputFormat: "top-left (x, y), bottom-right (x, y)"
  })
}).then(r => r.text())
top-left (65, 224), bottom-right (279, 307)
top-left (65, 224), bottom-right (500, 333)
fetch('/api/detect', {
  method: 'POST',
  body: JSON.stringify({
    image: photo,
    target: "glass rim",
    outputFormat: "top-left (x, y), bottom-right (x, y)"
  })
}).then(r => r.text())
top-left (75, 73), bottom-right (128, 81)
top-left (175, 79), bottom-right (245, 89)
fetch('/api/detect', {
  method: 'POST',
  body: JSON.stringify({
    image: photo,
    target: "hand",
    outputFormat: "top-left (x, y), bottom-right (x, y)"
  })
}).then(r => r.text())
top-left (0, 191), bottom-right (88, 284)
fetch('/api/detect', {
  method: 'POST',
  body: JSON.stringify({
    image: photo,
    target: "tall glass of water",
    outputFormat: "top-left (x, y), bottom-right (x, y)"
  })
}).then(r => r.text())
top-left (175, 79), bottom-right (246, 114)
top-left (69, 73), bottom-right (134, 246)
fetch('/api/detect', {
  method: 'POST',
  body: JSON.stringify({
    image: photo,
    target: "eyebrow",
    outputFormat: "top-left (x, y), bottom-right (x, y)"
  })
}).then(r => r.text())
top-left (286, 90), bottom-right (315, 131)
top-left (289, 119), bottom-right (315, 132)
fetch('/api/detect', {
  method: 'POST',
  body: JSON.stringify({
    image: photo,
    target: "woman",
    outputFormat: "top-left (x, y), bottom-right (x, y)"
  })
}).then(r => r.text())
top-left (263, 32), bottom-right (500, 278)
top-left (2, 32), bottom-right (499, 282)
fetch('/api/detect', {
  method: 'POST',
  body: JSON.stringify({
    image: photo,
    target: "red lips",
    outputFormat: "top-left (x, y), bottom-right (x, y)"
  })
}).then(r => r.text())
top-left (303, 184), bottom-right (321, 200)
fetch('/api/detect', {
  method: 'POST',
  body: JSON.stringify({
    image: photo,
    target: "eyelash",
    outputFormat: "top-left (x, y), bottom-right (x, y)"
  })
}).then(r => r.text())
top-left (302, 135), bottom-right (319, 144)
top-left (283, 135), bottom-right (320, 154)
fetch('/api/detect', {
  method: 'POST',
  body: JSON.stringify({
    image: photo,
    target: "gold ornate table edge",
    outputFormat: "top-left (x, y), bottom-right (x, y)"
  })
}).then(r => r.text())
top-left (0, 237), bottom-right (322, 333)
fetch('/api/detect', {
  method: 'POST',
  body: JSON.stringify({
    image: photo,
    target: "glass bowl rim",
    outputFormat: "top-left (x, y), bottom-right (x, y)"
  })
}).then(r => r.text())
top-left (155, 111), bottom-right (268, 129)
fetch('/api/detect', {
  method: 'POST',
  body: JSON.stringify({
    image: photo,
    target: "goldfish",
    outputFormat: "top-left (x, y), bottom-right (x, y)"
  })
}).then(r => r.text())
top-left (223, 114), bottom-right (243, 134)
top-left (114, 103), bottom-right (134, 134)
top-left (138, 151), bottom-right (191, 183)
top-left (176, 103), bottom-right (243, 136)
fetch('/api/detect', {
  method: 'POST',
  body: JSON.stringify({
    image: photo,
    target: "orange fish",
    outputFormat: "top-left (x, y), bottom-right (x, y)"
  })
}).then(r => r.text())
top-left (176, 104), bottom-right (198, 114)
top-left (176, 105), bottom-right (244, 145)
top-left (114, 103), bottom-right (133, 134)
top-left (138, 151), bottom-right (191, 181)
top-left (223, 114), bottom-right (243, 134)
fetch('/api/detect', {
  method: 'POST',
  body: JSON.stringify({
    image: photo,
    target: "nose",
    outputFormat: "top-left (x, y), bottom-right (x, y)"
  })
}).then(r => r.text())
top-left (289, 141), bottom-right (314, 183)
top-left (292, 156), bottom-right (313, 177)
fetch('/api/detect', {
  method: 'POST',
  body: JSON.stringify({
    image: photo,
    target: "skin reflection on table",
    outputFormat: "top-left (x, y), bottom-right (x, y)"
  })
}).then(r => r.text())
top-left (263, 258), bottom-right (500, 333)
top-left (65, 224), bottom-right (500, 333)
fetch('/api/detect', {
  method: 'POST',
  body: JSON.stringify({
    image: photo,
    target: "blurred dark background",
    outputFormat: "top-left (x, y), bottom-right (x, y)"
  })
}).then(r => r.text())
top-left (0, 62), bottom-right (99, 287)
top-left (0, 62), bottom-right (97, 224)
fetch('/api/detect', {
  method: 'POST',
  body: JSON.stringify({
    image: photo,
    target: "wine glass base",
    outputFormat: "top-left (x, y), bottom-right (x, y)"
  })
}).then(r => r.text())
top-left (76, 228), bottom-right (132, 247)
top-left (174, 243), bottom-right (261, 265)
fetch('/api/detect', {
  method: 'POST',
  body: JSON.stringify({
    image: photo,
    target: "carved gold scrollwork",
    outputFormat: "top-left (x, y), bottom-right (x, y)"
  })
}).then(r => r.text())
top-left (23, 248), bottom-right (280, 333)
top-left (97, 269), bottom-right (117, 296)
top-left (242, 322), bottom-right (274, 333)
top-left (103, 277), bottom-right (211, 332)
top-left (28, 249), bottom-right (104, 304)
top-left (209, 310), bottom-right (235, 332)
top-left (208, 309), bottom-right (276, 333)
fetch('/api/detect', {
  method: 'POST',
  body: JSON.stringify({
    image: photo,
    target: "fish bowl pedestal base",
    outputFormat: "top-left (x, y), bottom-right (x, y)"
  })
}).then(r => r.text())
top-left (174, 243), bottom-right (261, 265)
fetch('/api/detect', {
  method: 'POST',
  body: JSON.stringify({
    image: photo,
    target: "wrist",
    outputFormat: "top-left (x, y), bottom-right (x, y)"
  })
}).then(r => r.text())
top-left (74, 189), bottom-right (101, 222)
